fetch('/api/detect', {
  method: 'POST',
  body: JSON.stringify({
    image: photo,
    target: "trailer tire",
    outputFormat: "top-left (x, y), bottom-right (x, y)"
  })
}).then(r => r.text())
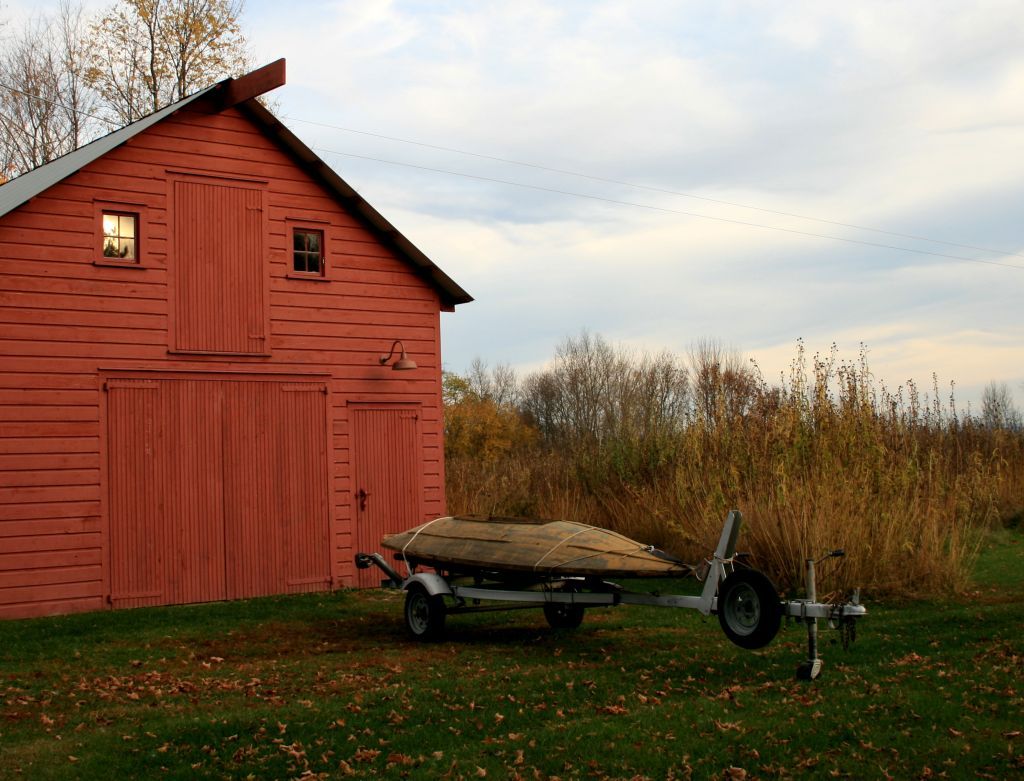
top-left (543, 599), bottom-right (585, 630)
top-left (404, 583), bottom-right (446, 641)
top-left (717, 568), bottom-right (782, 650)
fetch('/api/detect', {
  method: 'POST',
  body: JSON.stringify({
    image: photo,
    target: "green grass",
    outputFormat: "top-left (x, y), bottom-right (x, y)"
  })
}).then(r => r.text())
top-left (2, 532), bottom-right (1022, 780)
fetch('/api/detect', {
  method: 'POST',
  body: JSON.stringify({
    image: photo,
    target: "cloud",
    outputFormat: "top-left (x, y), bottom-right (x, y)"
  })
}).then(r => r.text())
top-left (241, 0), bottom-right (1024, 408)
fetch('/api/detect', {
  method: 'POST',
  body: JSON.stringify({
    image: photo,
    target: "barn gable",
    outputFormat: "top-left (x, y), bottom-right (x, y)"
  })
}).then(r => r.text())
top-left (0, 61), bottom-right (469, 618)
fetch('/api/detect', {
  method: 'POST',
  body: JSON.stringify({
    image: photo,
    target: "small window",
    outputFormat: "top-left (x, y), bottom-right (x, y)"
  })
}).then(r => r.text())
top-left (293, 229), bottom-right (324, 275)
top-left (102, 212), bottom-right (138, 261)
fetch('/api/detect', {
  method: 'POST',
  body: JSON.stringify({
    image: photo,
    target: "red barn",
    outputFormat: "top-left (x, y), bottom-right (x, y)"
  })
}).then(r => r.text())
top-left (0, 61), bottom-right (471, 619)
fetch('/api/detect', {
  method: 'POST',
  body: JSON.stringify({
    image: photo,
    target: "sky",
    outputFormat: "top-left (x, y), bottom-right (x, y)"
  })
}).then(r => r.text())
top-left (8, 0), bottom-right (1024, 411)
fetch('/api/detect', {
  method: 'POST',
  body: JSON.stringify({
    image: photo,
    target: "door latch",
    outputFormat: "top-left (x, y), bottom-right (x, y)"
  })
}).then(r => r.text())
top-left (356, 488), bottom-right (371, 511)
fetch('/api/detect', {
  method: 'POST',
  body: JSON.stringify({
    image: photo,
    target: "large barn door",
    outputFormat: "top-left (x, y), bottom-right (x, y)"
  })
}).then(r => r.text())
top-left (108, 379), bottom-right (226, 608)
top-left (108, 380), bottom-right (165, 608)
top-left (172, 178), bottom-right (267, 354)
top-left (222, 381), bottom-right (331, 598)
top-left (350, 405), bottom-right (422, 588)
top-left (108, 377), bottom-right (329, 608)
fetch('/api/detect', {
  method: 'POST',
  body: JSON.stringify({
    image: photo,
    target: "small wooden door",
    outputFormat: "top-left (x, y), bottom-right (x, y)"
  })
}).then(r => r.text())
top-left (350, 405), bottom-right (422, 587)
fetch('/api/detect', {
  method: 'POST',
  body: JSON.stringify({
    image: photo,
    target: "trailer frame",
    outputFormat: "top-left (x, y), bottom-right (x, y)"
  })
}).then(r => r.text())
top-left (355, 510), bottom-right (865, 679)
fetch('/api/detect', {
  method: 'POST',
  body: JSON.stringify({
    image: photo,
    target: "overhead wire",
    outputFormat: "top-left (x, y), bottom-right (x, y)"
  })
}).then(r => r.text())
top-left (0, 81), bottom-right (120, 128)
top-left (285, 114), bottom-right (1024, 261)
top-left (3, 80), bottom-right (1022, 270)
top-left (314, 146), bottom-right (1024, 271)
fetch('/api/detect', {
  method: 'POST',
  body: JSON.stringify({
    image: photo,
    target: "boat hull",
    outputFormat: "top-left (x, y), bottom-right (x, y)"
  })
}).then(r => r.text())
top-left (382, 515), bottom-right (691, 579)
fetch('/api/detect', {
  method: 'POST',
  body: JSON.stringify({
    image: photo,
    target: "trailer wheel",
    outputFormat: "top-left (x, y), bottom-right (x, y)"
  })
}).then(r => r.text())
top-left (404, 583), bottom-right (446, 641)
top-left (543, 599), bottom-right (585, 630)
top-left (717, 568), bottom-right (782, 649)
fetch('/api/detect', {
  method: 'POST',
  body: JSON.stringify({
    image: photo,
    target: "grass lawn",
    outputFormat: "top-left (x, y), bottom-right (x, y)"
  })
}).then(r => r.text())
top-left (2, 530), bottom-right (1022, 780)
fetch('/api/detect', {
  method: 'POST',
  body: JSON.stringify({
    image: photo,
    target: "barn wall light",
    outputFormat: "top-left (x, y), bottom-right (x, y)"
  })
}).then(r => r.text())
top-left (379, 340), bottom-right (417, 371)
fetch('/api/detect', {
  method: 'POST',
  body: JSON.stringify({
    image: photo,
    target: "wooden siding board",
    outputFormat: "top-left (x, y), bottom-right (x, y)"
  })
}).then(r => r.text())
top-left (0, 577), bottom-right (102, 601)
top-left (12, 508), bottom-right (97, 533)
top-left (0, 597), bottom-right (104, 620)
top-left (1, 469), bottom-right (98, 487)
top-left (0, 550), bottom-right (101, 573)
top-left (0, 272), bottom-right (166, 299)
top-left (2, 532), bottom-right (101, 554)
top-left (0, 389), bottom-right (98, 405)
top-left (2, 323), bottom-right (166, 346)
top-left (0, 309), bottom-right (166, 330)
top-left (0, 453), bottom-right (97, 469)
top-left (0, 290), bottom-right (167, 315)
top-left (0, 341), bottom-right (172, 359)
top-left (0, 257), bottom-right (168, 283)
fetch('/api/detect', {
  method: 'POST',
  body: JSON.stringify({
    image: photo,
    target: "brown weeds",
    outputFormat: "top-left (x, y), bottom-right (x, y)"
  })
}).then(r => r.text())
top-left (444, 338), bottom-right (1024, 598)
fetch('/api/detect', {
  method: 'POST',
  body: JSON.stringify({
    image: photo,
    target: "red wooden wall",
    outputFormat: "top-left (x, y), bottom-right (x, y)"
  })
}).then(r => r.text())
top-left (0, 99), bottom-right (450, 618)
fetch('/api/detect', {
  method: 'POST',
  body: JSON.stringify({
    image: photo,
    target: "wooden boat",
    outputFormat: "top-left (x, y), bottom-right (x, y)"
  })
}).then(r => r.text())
top-left (381, 515), bottom-right (693, 579)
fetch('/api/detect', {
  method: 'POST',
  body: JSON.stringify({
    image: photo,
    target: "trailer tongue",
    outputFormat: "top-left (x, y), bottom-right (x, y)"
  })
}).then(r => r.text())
top-left (355, 510), bottom-right (865, 680)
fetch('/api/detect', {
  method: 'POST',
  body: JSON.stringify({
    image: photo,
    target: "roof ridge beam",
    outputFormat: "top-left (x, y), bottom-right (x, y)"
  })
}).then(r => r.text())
top-left (216, 59), bottom-right (286, 110)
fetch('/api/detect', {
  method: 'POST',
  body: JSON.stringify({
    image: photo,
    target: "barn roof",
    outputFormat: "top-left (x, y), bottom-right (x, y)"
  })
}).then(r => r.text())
top-left (0, 60), bottom-right (472, 307)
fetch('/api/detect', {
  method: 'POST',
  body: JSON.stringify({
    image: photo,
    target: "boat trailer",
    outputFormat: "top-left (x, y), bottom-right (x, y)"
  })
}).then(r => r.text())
top-left (356, 511), bottom-right (865, 680)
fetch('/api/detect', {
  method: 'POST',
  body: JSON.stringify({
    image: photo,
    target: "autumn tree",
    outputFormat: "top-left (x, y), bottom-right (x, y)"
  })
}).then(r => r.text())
top-left (87, 0), bottom-right (250, 124)
top-left (0, 2), bottom-right (100, 179)
top-left (981, 381), bottom-right (1022, 431)
top-left (443, 363), bottom-right (536, 464)
top-left (519, 333), bottom-right (690, 484)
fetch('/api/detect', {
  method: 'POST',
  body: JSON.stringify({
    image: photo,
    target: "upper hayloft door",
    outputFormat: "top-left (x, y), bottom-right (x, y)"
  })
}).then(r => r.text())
top-left (171, 176), bottom-right (268, 354)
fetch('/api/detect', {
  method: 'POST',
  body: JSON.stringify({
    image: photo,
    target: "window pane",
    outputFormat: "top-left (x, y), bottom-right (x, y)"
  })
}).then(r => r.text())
top-left (292, 230), bottom-right (324, 274)
top-left (119, 215), bottom-right (135, 238)
top-left (101, 211), bottom-right (140, 262)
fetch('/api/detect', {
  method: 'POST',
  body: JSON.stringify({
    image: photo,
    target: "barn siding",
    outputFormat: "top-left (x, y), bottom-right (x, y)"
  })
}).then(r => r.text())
top-left (0, 101), bottom-right (449, 618)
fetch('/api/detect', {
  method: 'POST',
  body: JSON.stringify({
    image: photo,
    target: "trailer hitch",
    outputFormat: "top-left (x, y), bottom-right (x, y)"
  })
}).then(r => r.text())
top-left (354, 552), bottom-right (403, 588)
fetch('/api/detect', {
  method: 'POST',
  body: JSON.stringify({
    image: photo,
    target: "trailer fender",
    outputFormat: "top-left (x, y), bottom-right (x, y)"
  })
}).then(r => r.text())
top-left (404, 572), bottom-right (453, 598)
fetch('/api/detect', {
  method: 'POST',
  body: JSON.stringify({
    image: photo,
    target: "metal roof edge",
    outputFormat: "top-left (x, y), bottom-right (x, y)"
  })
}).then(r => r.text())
top-left (0, 85), bottom-right (218, 219)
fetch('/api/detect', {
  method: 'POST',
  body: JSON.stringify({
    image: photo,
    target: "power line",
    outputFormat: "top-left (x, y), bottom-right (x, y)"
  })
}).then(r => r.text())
top-left (315, 145), bottom-right (1024, 271)
top-left (286, 114), bottom-right (1024, 261)
top-left (4, 81), bottom-right (1022, 270)
top-left (0, 81), bottom-right (119, 128)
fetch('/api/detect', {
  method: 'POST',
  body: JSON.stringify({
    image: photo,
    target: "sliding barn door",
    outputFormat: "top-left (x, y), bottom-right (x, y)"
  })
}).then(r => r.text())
top-left (107, 378), bottom-right (330, 609)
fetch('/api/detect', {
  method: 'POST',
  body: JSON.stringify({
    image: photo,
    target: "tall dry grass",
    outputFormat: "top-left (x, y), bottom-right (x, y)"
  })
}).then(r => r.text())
top-left (444, 338), bottom-right (1024, 598)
